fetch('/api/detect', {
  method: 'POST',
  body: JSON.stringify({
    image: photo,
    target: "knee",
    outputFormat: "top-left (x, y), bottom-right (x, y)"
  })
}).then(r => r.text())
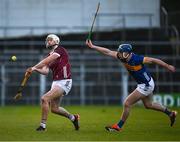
top-left (144, 103), bottom-right (152, 109)
top-left (41, 96), bottom-right (49, 103)
top-left (123, 100), bottom-right (131, 108)
top-left (51, 107), bottom-right (58, 114)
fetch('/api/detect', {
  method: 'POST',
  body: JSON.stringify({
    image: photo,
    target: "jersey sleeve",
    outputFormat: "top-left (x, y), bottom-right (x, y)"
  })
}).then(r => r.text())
top-left (53, 48), bottom-right (61, 57)
top-left (52, 52), bottom-right (60, 57)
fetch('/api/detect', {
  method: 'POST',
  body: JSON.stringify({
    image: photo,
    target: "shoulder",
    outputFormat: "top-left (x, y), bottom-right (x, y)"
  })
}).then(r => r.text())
top-left (54, 46), bottom-right (66, 54)
top-left (55, 46), bottom-right (70, 58)
top-left (130, 53), bottom-right (144, 64)
top-left (54, 46), bottom-right (62, 52)
top-left (132, 53), bottom-right (144, 59)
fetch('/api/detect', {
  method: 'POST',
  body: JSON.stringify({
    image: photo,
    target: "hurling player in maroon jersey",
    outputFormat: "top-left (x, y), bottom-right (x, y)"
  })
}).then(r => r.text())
top-left (27, 34), bottom-right (79, 131)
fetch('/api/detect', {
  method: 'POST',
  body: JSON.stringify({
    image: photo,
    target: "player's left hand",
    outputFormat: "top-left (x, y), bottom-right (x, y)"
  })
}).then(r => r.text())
top-left (168, 65), bottom-right (176, 72)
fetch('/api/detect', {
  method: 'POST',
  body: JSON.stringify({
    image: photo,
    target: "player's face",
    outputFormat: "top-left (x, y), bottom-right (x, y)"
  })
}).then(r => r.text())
top-left (122, 52), bottom-right (130, 58)
top-left (45, 37), bottom-right (56, 48)
top-left (117, 52), bottom-right (129, 59)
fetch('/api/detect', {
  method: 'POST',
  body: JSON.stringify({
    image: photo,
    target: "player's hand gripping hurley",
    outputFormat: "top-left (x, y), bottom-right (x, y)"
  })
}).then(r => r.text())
top-left (87, 2), bottom-right (100, 40)
top-left (13, 71), bottom-right (31, 101)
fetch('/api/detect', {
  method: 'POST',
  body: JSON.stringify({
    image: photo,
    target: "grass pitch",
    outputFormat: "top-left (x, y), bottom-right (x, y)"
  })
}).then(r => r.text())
top-left (0, 105), bottom-right (179, 141)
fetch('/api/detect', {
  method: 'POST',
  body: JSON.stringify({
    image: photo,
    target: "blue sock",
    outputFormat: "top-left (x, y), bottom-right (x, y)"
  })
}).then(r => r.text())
top-left (164, 108), bottom-right (172, 116)
top-left (117, 120), bottom-right (124, 128)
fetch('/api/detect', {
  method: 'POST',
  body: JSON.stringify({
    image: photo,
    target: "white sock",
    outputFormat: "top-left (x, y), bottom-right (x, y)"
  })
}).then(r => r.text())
top-left (69, 114), bottom-right (75, 121)
top-left (40, 122), bottom-right (46, 128)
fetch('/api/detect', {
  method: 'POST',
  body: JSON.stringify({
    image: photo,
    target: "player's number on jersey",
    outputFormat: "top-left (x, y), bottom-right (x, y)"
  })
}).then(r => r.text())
top-left (63, 66), bottom-right (68, 78)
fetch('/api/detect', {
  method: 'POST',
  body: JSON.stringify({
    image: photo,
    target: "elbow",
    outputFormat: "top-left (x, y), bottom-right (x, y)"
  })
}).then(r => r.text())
top-left (44, 70), bottom-right (49, 75)
top-left (43, 70), bottom-right (49, 75)
top-left (41, 72), bottom-right (48, 75)
top-left (45, 71), bottom-right (49, 75)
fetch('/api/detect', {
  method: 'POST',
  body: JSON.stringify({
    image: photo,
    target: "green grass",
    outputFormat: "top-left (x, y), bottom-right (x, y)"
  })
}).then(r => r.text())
top-left (0, 105), bottom-right (179, 141)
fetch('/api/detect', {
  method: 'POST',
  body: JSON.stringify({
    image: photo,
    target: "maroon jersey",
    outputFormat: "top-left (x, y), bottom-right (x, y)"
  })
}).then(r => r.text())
top-left (48, 46), bottom-right (71, 80)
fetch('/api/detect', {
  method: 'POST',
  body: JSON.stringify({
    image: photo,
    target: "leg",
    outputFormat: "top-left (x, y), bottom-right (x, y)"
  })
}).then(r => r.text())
top-left (41, 86), bottom-right (62, 122)
top-left (36, 85), bottom-right (62, 131)
top-left (142, 94), bottom-right (178, 126)
top-left (50, 93), bottom-right (71, 118)
top-left (142, 94), bottom-right (166, 112)
top-left (50, 86), bottom-right (80, 130)
top-left (51, 95), bottom-right (79, 121)
top-left (121, 89), bottom-right (144, 122)
top-left (105, 89), bottom-right (144, 131)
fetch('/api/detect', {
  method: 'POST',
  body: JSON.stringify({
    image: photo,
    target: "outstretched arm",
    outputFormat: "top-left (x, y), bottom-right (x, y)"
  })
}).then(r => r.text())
top-left (32, 66), bottom-right (49, 75)
top-left (143, 57), bottom-right (176, 72)
top-left (86, 40), bottom-right (117, 59)
top-left (27, 53), bottom-right (59, 75)
top-left (34, 53), bottom-right (59, 69)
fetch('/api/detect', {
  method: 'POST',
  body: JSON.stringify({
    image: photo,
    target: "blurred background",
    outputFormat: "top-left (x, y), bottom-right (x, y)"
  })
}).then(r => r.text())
top-left (0, 0), bottom-right (179, 107)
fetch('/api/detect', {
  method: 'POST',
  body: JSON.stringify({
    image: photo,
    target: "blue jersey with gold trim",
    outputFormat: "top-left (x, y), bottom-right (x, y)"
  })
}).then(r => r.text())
top-left (120, 53), bottom-right (151, 85)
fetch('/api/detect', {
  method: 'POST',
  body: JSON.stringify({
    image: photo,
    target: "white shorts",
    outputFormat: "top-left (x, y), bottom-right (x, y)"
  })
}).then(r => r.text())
top-left (136, 78), bottom-right (155, 96)
top-left (51, 79), bottom-right (72, 95)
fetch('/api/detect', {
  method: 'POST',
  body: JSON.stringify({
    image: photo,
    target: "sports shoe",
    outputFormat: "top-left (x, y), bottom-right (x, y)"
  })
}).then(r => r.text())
top-left (36, 126), bottom-right (46, 131)
top-left (105, 124), bottom-right (122, 132)
top-left (72, 114), bottom-right (80, 130)
top-left (170, 111), bottom-right (177, 127)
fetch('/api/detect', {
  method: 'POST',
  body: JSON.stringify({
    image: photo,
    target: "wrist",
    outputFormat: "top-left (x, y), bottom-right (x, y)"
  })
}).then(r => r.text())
top-left (32, 67), bottom-right (36, 71)
top-left (91, 45), bottom-right (95, 49)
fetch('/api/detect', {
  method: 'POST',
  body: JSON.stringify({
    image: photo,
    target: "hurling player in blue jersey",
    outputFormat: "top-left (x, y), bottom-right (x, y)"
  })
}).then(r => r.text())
top-left (86, 39), bottom-right (177, 132)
